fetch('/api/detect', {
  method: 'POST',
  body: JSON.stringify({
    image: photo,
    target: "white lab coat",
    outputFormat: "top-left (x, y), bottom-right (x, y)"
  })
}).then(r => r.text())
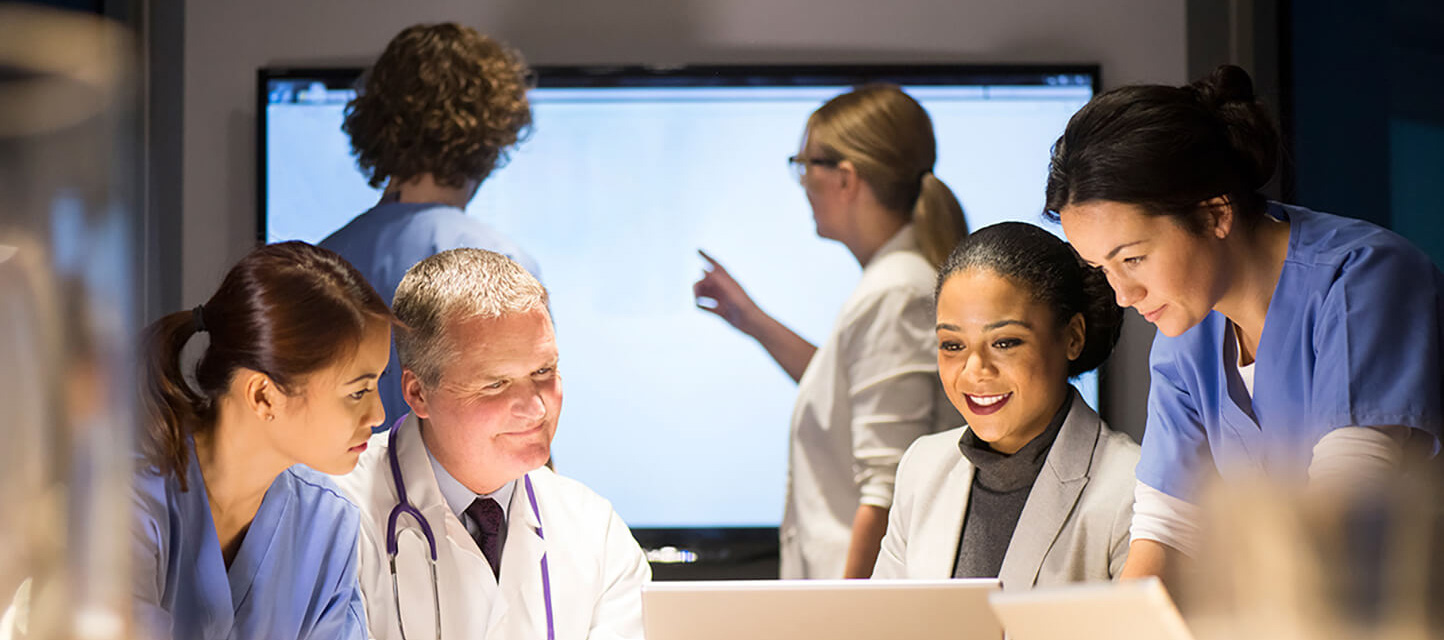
top-left (334, 415), bottom-right (651, 640)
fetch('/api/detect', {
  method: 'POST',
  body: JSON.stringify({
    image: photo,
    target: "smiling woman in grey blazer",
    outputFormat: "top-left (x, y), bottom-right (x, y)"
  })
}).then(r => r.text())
top-left (873, 222), bottom-right (1140, 589)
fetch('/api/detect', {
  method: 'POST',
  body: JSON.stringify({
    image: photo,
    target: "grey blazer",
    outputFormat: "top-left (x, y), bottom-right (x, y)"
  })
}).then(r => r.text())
top-left (872, 392), bottom-right (1139, 589)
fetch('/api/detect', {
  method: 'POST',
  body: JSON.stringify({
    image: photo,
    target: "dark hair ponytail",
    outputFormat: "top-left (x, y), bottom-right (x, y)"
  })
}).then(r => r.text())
top-left (936, 222), bottom-right (1122, 377)
top-left (139, 311), bottom-right (206, 490)
top-left (138, 242), bottom-right (393, 490)
top-left (1043, 64), bottom-right (1280, 231)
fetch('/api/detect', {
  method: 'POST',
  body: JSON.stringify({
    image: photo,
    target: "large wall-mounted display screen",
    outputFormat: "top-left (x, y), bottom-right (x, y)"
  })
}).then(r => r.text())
top-left (260, 65), bottom-right (1099, 531)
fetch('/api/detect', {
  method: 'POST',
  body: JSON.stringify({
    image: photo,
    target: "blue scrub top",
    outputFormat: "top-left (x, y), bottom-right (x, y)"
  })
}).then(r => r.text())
top-left (131, 458), bottom-right (366, 640)
top-left (1139, 203), bottom-right (1444, 500)
top-left (319, 202), bottom-right (541, 427)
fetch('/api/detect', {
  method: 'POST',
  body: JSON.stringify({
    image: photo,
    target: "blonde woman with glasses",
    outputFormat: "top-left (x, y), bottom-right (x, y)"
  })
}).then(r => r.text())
top-left (694, 84), bottom-right (967, 579)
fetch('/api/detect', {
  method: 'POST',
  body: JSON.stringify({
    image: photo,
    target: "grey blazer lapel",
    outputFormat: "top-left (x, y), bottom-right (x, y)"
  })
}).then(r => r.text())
top-left (996, 393), bottom-right (1101, 589)
top-left (913, 446), bottom-right (975, 578)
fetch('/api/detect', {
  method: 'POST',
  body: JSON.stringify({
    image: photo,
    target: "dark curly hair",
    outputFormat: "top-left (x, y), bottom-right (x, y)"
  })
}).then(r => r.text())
top-left (345, 23), bottom-right (534, 189)
top-left (935, 222), bottom-right (1123, 378)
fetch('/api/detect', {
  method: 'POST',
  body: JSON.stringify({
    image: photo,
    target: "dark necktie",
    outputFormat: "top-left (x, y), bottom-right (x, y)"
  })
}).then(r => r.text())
top-left (465, 497), bottom-right (505, 579)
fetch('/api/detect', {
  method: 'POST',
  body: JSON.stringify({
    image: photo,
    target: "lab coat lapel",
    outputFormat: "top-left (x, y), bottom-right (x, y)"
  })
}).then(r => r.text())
top-left (489, 471), bottom-right (547, 637)
top-left (394, 414), bottom-right (453, 529)
top-left (395, 415), bottom-right (503, 634)
top-left (914, 448), bottom-right (974, 579)
top-left (396, 415), bottom-right (492, 563)
top-left (998, 394), bottom-right (1096, 590)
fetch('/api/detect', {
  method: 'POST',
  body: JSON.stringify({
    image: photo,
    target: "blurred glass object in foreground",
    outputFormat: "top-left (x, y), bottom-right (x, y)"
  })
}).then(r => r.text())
top-left (1181, 458), bottom-right (1444, 640)
top-left (1, 3), bottom-right (139, 639)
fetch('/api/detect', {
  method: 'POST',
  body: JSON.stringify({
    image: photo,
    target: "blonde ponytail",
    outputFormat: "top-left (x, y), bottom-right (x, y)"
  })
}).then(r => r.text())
top-left (806, 84), bottom-right (969, 267)
top-left (911, 172), bottom-right (968, 268)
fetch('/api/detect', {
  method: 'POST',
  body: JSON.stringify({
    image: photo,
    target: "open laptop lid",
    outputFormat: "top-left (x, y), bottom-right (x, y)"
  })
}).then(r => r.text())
top-left (988, 577), bottom-right (1194, 640)
top-left (643, 579), bottom-right (1002, 640)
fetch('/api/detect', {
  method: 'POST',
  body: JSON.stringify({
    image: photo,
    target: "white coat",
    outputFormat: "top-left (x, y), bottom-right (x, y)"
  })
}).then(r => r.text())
top-left (333, 415), bottom-right (651, 640)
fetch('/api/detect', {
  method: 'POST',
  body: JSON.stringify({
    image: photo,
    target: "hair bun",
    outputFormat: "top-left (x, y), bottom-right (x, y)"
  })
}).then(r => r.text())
top-left (1186, 64), bottom-right (1276, 192)
top-left (1072, 259), bottom-right (1123, 377)
top-left (1188, 64), bottom-right (1257, 110)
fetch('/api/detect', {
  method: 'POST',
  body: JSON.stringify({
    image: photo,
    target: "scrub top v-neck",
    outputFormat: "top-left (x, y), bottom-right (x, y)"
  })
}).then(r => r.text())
top-left (1138, 202), bottom-right (1444, 501)
top-left (131, 453), bottom-right (367, 639)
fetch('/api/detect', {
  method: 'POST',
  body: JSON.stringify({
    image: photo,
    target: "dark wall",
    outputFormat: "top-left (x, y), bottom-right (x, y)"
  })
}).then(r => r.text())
top-left (11, 0), bottom-right (104, 12)
top-left (1384, 1), bottom-right (1444, 268)
top-left (1291, 0), bottom-right (1444, 265)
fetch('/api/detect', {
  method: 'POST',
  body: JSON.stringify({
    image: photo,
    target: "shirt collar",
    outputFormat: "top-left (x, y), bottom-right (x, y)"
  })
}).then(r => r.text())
top-left (864, 223), bottom-right (918, 270)
top-left (423, 436), bottom-right (515, 521)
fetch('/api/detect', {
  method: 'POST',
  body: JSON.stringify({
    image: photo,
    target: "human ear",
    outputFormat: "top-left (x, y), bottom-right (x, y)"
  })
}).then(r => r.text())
top-left (1202, 196), bottom-right (1233, 239)
top-left (836, 159), bottom-right (860, 196)
top-left (241, 370), bottom-right (280, 422)
top-left (401, 368), bottom-right (431, 420)
top-left (1065, 313), bottom-right (1086, 362)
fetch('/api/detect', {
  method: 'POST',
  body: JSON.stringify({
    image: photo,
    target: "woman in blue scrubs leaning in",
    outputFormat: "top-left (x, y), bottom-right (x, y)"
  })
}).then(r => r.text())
top-left (1047, 65), bottom-right (1444, 580)
top-left (132, 242), bottom-right (393, 639)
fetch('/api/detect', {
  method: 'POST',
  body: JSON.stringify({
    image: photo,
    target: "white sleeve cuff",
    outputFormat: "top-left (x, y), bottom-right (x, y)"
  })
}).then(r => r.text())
top-left (1129, 481), bottom-right (1201, 558)
top-left (858, 478), bottom-right (896, 509)
top-left (1308, 425), bottom-right (1408, 489)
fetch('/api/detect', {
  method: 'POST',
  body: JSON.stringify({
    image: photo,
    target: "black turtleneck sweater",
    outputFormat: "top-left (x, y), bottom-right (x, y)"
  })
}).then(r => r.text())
top-left (952, 393), bottom-right (1072, 579)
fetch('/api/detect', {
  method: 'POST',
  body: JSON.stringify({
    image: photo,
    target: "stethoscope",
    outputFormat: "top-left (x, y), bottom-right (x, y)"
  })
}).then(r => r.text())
top-left (384, 416), bottom-right (556, 640)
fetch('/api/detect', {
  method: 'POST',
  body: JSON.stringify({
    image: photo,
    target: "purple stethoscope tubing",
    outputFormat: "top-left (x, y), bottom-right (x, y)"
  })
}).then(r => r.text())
top-left (384, 416), bottom-right (556, 640)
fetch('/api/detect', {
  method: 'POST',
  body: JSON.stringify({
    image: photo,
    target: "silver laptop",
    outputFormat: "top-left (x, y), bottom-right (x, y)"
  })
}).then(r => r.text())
top-left (643, 578), bottom-right (1002, 640)
top-left (988, 578), bottom-right (1194, 640)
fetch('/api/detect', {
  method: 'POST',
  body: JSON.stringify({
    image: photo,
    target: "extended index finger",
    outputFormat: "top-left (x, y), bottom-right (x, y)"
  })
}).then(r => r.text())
top-left (697, 249), bottom-right (722, 269)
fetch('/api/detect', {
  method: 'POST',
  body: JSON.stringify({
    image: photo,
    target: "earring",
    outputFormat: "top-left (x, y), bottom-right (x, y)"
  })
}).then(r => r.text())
top-left (266, 414), bottom-right (275, 422)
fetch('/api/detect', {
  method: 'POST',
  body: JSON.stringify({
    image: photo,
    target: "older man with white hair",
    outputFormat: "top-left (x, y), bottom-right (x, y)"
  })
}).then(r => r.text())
top-left (335, 249), bottom-right (649, 640)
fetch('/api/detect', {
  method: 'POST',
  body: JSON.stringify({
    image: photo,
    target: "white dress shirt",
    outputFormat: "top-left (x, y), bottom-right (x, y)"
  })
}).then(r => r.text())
top-left (427, 445), bottom-right (515, 549)
top-left (780, 224), bottom-right (960, 578)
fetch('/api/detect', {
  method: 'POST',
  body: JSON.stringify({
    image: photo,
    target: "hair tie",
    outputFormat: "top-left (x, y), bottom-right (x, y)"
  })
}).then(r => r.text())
top-left (192, 305), bottom-right (208, 333)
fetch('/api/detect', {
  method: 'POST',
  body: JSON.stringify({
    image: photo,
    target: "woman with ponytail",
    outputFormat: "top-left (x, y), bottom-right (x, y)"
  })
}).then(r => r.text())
top-left (873, 222), bottom-right (1138, 586)
top-left (133, 242), bottom-right (393, 639)
top-left (693, 84), bottom-right (967, 578)
top-left (1047, 65), bottom-right (1444, 581)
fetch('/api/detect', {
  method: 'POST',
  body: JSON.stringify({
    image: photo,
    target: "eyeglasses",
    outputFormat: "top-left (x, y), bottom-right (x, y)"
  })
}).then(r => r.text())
top-left (787, 155), bottom-right (841, 183)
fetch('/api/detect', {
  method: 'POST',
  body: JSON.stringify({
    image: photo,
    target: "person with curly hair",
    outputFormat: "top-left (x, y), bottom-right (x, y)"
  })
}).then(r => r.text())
top-left (321, 22), bottom-right (537, 427)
